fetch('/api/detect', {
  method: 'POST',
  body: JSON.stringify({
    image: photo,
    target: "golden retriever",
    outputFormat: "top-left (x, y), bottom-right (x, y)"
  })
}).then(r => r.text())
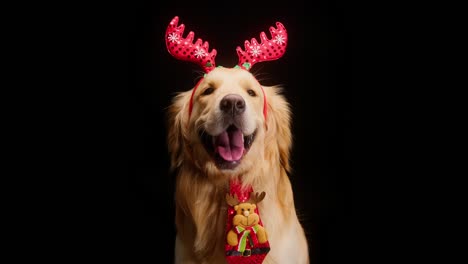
top-left (165, 16), bottom-right (309, 264)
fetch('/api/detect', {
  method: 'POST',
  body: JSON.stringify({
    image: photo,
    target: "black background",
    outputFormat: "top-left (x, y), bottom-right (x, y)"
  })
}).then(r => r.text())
top-left (18, 0), bottom-right (438, 261)
top-left (124, 0), bottom-right (353, 263)
top-left (77, 0), bottom-right (354, 263)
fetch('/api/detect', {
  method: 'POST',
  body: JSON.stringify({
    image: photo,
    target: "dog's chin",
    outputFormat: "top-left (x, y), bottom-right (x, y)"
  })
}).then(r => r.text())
top-left (199, 125), bottom-right (256, 170)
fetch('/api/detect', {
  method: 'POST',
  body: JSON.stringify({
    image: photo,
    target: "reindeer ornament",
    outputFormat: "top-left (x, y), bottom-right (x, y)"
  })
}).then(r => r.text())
top-left (224, 181), bottom-right (271, 263)
top-left (226, 192), bottom-right (268, 249)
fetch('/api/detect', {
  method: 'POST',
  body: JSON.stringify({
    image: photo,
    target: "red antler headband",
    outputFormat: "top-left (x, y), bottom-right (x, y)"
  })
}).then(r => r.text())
top-left (165, 16), bottom-right (288, 120)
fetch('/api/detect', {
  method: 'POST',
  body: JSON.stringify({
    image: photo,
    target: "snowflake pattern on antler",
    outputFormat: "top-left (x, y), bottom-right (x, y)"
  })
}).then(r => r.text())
top-left (249, 45), bottom-right (262, 57)
top-left (194, 46), bottom-right (206, 58)
top-left (167, 33), bottom-right (180, 44)
top-left (273, 35), bottom-right (285, 45)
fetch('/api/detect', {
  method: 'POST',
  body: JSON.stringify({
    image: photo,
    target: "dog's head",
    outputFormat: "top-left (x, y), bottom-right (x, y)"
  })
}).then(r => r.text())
top-left (189, 67), bottom-right (267, 172)
top-left (165, 16), bottom-right (291, 183)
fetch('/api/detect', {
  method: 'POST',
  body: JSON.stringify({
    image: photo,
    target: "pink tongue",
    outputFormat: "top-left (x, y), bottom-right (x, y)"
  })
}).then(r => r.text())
top-left (215, 128), bottom-right (244, 161)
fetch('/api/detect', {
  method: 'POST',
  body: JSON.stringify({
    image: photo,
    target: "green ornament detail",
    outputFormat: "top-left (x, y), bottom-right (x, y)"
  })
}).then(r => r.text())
top-left (206, 62), bottom-right (212, 67)
top-left (203, 73), bottom-right (207, 78)
top-left (234, 65), bottom-right (240, 69)
top-left (242, 62), bottom-right (251, 70)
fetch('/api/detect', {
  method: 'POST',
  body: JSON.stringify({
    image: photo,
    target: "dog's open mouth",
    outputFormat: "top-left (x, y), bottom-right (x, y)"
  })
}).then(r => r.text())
top-left (200, 125), bottom-right (256, 170)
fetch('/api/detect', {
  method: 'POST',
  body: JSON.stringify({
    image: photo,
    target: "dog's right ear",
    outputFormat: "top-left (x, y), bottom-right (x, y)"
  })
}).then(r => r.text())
top-left (166, 90), bottom-right (192, 170)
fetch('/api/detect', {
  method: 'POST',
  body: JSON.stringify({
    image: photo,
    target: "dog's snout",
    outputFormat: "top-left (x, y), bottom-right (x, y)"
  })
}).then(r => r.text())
top-left (220, 94), bottom-right (245, 115)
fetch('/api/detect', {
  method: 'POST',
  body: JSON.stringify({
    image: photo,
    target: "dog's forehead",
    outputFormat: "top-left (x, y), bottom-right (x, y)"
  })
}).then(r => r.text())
top-left (204, 67), bottom-right (256, 86)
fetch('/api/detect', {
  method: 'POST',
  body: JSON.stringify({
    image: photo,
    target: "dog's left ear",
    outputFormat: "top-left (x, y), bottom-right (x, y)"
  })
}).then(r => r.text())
top-left (166, 90), bottom-right (191, 170)
top-left (264, 86), bottom-right (292, 173)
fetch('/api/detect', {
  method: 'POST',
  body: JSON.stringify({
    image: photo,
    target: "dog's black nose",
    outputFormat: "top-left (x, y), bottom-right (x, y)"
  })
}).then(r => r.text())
top-left (220, 94), bottom-right (246, 115)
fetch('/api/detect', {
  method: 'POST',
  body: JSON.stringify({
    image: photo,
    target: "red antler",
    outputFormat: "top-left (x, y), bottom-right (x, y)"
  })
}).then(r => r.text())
top-left (165, 16), bottom-right (217, 73)
top-left (236, 22), bottom-right (288, 71)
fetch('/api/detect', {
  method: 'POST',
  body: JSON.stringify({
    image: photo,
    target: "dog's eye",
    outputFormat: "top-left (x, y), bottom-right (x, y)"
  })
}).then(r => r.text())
top-left (247, 89), bottom-right (256, 97)
top-left (241, 208), bottom-right (244, 211)
top-left (201, 87), bottom-right (214, 96)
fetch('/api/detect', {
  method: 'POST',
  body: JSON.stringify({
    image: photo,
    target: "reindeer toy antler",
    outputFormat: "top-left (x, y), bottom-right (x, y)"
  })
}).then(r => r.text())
top-left (225, 191), bottom-right (266, 207)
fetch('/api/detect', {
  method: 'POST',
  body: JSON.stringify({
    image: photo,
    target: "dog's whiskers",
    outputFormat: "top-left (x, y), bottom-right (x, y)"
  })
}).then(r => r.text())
top-left (196, 123), bottom-right (207, 136)
top-left (192, 70), bottom-right (205, 83)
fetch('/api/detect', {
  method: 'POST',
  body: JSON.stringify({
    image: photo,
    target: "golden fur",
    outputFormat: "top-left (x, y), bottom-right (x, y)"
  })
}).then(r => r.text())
top-left (167, 67), bottom-right (309, 263)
